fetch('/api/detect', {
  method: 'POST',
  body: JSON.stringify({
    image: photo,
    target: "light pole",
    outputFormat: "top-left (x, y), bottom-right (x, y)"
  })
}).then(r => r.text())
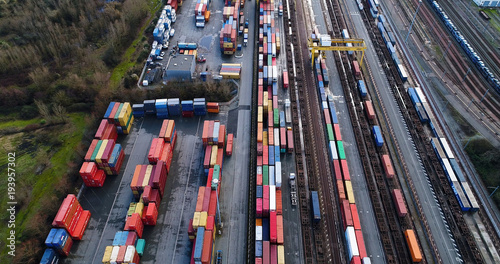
top-left (462, 67), bottom-right (471, 82)
top-left (488, 186), bottom-right (499, 198)
top-left (480, 88), bottom-right (490, 103)
top-left (406, 0), bottom-right (423, 43)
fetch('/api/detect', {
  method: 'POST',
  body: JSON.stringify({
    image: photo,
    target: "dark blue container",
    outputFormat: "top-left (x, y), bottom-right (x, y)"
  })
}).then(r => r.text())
top-left (269, 146), bottom-right (275, 166)
top-left (52, 229), bottom-right (69, 249)
top-left (311, 191), bottom-right (321, 223)
top-left (143, 100), bottom-right (156, 114)
top-left (181, 100), bottom-right (194, 111)
top-left (262, 217), bottom-right (270, 241)
top-left (40, 248), bottom-right (59, 264)
top-left (257, 186), bottom-right (263, 198)
top-left (372, 126), bottom-right (384, 147)
top-left (167, 98), bottom-right (181, 116)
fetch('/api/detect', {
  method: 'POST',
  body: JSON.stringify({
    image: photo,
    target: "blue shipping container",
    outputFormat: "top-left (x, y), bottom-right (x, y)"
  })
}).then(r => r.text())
top-left (194, 227), bottom-right (205, 261)
top-left (311, 191), bottom-right (321, 223)
top-left (104, 102), bottom-right (116, 119)
top-left (328, 102), bottom-right (339, 124)
top-left (52, 229), bottom-right (70, 249)
top-left (256, 241), bottom-right (263, 258)
top-left (167, 98), bottom-right (181, 116)
top-left (269, 146), bottom-right (275, 166)
top-left (45, 228), bottom-right (59, 248)
top-left (275, 146), bottom-right (280, 162)
top-left (372, 126), bottom-right (384, 147)
top-left (407, 88), bottom-right (420, 106)
top-left (449, 158), bottom-right (466, 182)
top-left (358, 80), bottom-right (367, 97)
top-left (257, 185), bottom-right (263, 198)
top-left (40, 248), bottom-right (59, 264)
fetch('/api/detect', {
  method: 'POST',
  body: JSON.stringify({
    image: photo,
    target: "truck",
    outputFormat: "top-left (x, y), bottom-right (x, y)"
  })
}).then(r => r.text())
top-left (243, 28), bottom-right (249, 46)
top-left (289, 173), bottom-right (297, 206)
top-left (196, 15), bottom-right (205, 27)
top-left (279, 2), bottom-right (283, 16)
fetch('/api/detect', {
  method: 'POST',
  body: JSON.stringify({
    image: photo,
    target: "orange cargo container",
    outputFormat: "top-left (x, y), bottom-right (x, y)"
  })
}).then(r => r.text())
top-left (207, 102), bottom-right (220, 113)
top-left (276, 190), bottom-right (282, 214)
top-left (218, 125), bottom-right (226, 148)
top-left (405, 229), bottom-right (422, 262)
top-left (202, 120), bottom-right (209, 146)
top-left (160, 120), bottom-right (169, 139)
top-left (201, 230), bottom-right (213, 264)
top-left (205, 11), bottom-right (210, 22)
top-left (196, 187), bottom-right (205, 212)
top-left (276, 215), bottom-right (284, 244)
top-left (226, 133), bottom-right (233, 156)
top-left (364, 100), bottom-right (375, 120)
top-left (337, 180), bottom-right (346, 200)
top-left (216, 148), bottom-right (224, 168)
top-left (257, 123), bottom-right (263, 143)
top-left (268, 128), bottom-right (274, 146)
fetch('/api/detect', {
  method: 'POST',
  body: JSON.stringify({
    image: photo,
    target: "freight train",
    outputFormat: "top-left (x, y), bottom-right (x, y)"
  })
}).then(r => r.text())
top-left (430, 1), bottom-right (500, 93)
top-left (407, 87), bottom-right (479, 212)
top-left (377, 15), bottom-right (408, 82)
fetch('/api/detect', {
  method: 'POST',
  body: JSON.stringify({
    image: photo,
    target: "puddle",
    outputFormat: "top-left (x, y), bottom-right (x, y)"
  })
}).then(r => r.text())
top-left (199, 35), bottom-right (213, 51)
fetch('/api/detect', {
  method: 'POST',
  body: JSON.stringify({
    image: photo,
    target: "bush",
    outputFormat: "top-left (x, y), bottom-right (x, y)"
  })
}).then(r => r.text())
top-left (137, 49), bottom-right (149, 63)
top-left (67, 103), bottom-right (92, 112)
top-left (20, 105), bottom-right (38, 119)
top-left (102, 47), bottom-right (120, 67)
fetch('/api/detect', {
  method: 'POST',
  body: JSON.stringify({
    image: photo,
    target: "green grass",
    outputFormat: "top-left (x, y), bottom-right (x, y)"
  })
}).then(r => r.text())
top-left (0, 113), bottom-right (86, 262)
top-left (0, 118), bottom-right (42, 130)
top-left (110, 0), bottom-right (163, 88)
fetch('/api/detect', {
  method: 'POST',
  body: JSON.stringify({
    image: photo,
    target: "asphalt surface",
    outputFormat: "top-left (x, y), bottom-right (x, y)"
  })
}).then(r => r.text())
top-left (306, 0), bottom-right (387, 263)
top-left (342, 1), bottom-right (462, 263)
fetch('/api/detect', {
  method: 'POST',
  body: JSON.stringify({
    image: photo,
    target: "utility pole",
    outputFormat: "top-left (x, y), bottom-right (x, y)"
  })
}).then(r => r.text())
top-left (406, 0), bottom-right (423, 43)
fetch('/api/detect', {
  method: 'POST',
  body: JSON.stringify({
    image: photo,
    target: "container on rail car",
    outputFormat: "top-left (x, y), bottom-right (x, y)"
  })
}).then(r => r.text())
top-left (414, 103), bottom-right (429, 123)
top-left (357, 80), bottom-right (367, 98)
top-left (282, 70), bottom-right (289, 89)
top-left (329, 141), bottom-right (339, 160)
top-left (438, 137), bottom-right (455, 159)
top-left (372, 126), bottom-right (384, 147)
top-left (311, 191), bottom-right (321, 223)
top-left (392, 189), bottom-right (408, 217)
top-left (287, 127), bottom-right (294, 153)
top-left (355, 229), bottom-right (367, 259)
top-left (364, 100), bottom-right (375, 121)
top-left (352, 61), bottom-right (361, 78)
top-left (448, 158), bottom-right (465, 182)
top-left (451, 180), bottom-right (471, 211)
top-left (461, 182), bottom-right (479, 212)
top-left (333, 160), bottom-right (342, 180)
top-left (407, 88), bottom-right (420, 106)
top-left (342, 199), bottom-right (353, 230)
top-left (404, 229), bottom-right (422, 262)
top-left (381, 154), bottom-right (395, 178)
top-left (345, 226), bottom-right (360, 261)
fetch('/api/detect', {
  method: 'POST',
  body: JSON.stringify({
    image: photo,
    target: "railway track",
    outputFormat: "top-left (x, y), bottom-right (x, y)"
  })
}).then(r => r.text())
top-left (359, 1), bottom-right (488, 263)
top-left (284, 0), bottom-right (344, 262)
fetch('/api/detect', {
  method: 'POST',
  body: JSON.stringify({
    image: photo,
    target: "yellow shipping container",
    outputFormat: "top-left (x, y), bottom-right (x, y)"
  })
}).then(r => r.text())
top-left (118, 103), bottom-right (131, 126)
top-left (102, 246), bottom-right (113, 264)
top-left (96, 139), bottom-right (108, 164)
top-left (263, 131), bottom-right (268, 146)
top-left (345, 180), bottom-right (355, 204)
top-left (210, 146), bottom-right (218, 167)
top-left (142, 165), bottom-right (153, 187)
top-left (199, 211), bottom-right (207, 228)
top-left (220, 72), bottom-right (240, 79)
top-left (221, 63), bottom-right (241, 67)
top-left (193, 212), bottom-right (201, 229)
top-left (104, 167), bottom-right (112, 175)
top-left (277, 245), bottom-right (285, 264)
top-left (122, 115), bottom-right (134, 135)
top-left (134, 202), bottom-right (144, 217)
top-left (223, 50), bottom-right (235, 55)
top-left (223, 42), bottom-right (234, 48)
top-left (256, 218), bottom-right (262, 226)
top-left (268, 100), bottom-right (272, 114)
top-left (263, 92), bottom-right (269, 113)
top-left (258, 106), bottom-right (263, 123)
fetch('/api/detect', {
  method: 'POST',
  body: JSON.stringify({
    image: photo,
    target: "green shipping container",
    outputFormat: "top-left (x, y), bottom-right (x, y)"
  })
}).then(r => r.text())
top-left (273, 109), bottom-right (279, 127)
top-left (267, 56), bottom-right (272, 67)
top-left (337, 141), bottom-right (345, 160)
top-left (212, 165), bottom-right (221, 189)
top-left (136, 239), bottom-right (146, 256)
top-left (114, 103), bottom-right (124, 124)
top-left (327, 124), bottom-right (334, 141)
top-left (91, 140), bottom-right (103, 162)
top-left (263, 165), bottom-right (269, 185)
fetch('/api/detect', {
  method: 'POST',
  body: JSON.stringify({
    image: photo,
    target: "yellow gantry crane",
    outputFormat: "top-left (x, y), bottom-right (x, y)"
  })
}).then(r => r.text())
top-left (308, 37), bottom-right (367, 67)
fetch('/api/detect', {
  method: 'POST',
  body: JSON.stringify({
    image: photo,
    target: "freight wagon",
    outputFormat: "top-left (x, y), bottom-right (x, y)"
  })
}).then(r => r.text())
top-left (404, 229), bottom-right (422, 262)
top-left (283, 70), bottom-right (289, 89)
top-left (352, 61), bottom-right (361, 78)
top-left (372, 126), bottom-right (384, 147)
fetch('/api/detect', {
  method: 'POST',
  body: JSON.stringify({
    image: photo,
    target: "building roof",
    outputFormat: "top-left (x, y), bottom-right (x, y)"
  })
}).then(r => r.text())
top-left (166, 54), bottom-right (195, 72)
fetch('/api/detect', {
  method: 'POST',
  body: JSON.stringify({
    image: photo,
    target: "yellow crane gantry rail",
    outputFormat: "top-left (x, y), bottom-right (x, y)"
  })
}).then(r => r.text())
top-left (308, 38), bottom-right (367, 67)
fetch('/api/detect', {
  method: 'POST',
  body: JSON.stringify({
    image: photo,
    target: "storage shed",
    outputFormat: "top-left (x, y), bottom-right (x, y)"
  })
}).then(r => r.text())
top-left (165, 54), bottom-right (195, 81)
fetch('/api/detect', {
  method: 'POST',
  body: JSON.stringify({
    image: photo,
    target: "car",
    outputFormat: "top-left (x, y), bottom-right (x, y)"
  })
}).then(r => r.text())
top-left (197, 55), bottom-right (206, 63)
top-left (156, 56), bottom-right (163, 60)
top-left (170, 29), bottom-right (175, 37)
top-left (160, 51), bottom-right (165, 57)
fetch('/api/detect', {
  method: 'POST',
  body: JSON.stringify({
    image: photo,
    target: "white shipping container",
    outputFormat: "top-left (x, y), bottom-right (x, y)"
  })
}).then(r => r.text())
top-left (329, 141), bottom-right (338, 160)
top-left (362, 257), bottom-right (372, 264)
top-left (275, 162), bottom-right (282, 189)
top-left (442, 159), bottom-right (458, 182)
top-left (272, 43), bottom-right (277, 58)
top-left (124, 246), bottom-right (136, 262)
top-left (274, 128), bottom-right (280, 148)
top-left (269, 185), bottom-right (276, 211)
top-left (257, 166), bottom-right (263, 176)
top-left (322, 101), bottom-right (329, 110)
top-left (345, 226), bottom-right (359, 260)
top-left (415, 88), bottom-right (427, 103)
top-left (256, 226), bottom-right (263, 241)
top-left (213, 121), bottom-right (220, 144)
top-left (268, 66), bottom-right (273, 81)
top-left (272, 66), bottom-right (278, 82)
top-left (439, 138), bottom-right (455, 159)
top-left (110, 246), bottom-right (120, 262)
top-left (269, 166), bottom-right (275, 185)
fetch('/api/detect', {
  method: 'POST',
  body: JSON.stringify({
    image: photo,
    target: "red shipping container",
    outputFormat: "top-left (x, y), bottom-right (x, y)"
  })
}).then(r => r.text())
top-left (85, 139), bottom-right (99, 161)
top-left (350, 256), bottom-right (362, 264)
top-left (196, 186), bottom-right (205, 212)
top-left (268, 128), bottom-right (274, 146)
top-left (263, 241), bottom-right (270, 264)
top-left (263, 186), bottom-right (269, 216)
top-left (144, 204), bottom-right (158, 225)
top-left (276, 214), bottom-right (284, 244)
top-left (392, 189), bottom-right (407, 217)
top-left (276, 190), bottom-right (282, 214)
top-left (381, 154), bottom-right (395, 178)
top-left (270, 211), bottom-right (277, 243)
top-left (324, 109), bottom-right (331, 124)
top-left (152, 160), bottom-right (167, 189)
top-left (117, 245), bottom-right (126, 263)
top-left (208, 190), bottom-right (217, 217)
top-left (130, 165), bottom-right (142, 192)
top-left (201, 230), bottom-right (213, 264)
top-left (355, 230), bottom-right (367, 258)
top-left (71, 210), bottom-right (91, 240)
top-left (256, 198), bottom-right (263, 217)
top-left (202, 185), bottom-right (211, 212)
top-left (202, 120), bottom-right (209, 145)
top-left (160, 120), bottom-right (169, 139)
top-left (273, 96), bottom-right (278, 109)
top-left (137, 165), bottom-right (147, 191)
top-left (160, 143), bottom-right (173, 175)
top-left (58, 236), bottom-right (73, 257)
top-left (206, 216), bottom-right (215, 231)
top-left (263, 146), bottom-right (268, 166)
top-left (95, 119), bottom-right (109, 139)
top-left (190, 240), bottom-right (196, 264)
top-left (124, 213), bottom-right (144, 238)
top-left (350, 204), bottom-right (361, 230)
top-left (52, 195), bottom-right (79, 228)
top-left (334, 124), bottom-right (342, 141)
top-left (257, 156), bottom-right (263, 166)
top-left (268, 110), bottom-right (273, 127)
top-left (333, 160), bottom-right (342, 180)
top-left (103, 122), bottom-right (118, 141)
top-left (148, 138), bottom-right (158, 163)
top-left (341, 159), bottom-right (351, 181)
top-left (216, 147), bottom-right (224, 168)
top-left (142, 185), bottom-right (152, 203)
top-left (153, 138), bottom-right (165, 164)
top-left (364, 101), bottom-right (375, 120)
top-left (218, 125), bottom-right (226, 148)
top-left (342, 199), bottom-right (353, 230)
top-left (270, 244), bottom-right (277, 264)
top-left (188, 219), bottom-right (195, 241)
top-left (204, 146), bottom-right (212, 169)
top-left (125, 231), bottom-right (138, 246)
top-left (101, 139), bottom-right (116, 164)
top-left (258, 87), bottom-right (263, 106)
top-left (206, 169), bottom-right (213, 188)
top-left (257, 142), bottom-right (263, 156)
top-left (257, 172), bottom-right (263, 186)
top-left (256, 258), bottom-right (263, 264)
top-left (108, 103), bottom-right (120, 124)
top-left (208, 121), bottom-right (214, 144)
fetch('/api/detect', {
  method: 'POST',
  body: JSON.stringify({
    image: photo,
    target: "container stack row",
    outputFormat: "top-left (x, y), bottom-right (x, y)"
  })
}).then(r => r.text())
top-left (194, 0), bottom-right (211, 27)
top-left (151, 4), bottom-right (177, 61)
top-left (312, 55), bottom-right (371, 264)
top-left (133, 98), bottom-right (211, 118)
top-left (219, 1), bottom-right (241, 55)
top-left (103, 102), bottom-right (134, 135)
top-left (41, 194), bottom-right (92, 262)
top-left (255, 0), bottom-right (288, 263)
top-left (187, 120), bottom-right (228, 263)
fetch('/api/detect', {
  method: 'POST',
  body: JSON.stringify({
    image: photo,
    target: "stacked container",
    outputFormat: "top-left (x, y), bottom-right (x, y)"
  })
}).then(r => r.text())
top-left (52, 194), bottom-right (91, 240)
top-left (104, 102), bottom-right (134, 134)
top-left (143, 100), bottom-right (156, 115)
top-left (132, 104), bottom-right (145, 117)
top-left (219, 1), bottom-right (240, 55)
top-left (181, 100), bottom-right (194, 117)
top-left (95, 119), bottom-right (118, 141)
top-left (155, 99), bottom-right (169, 118)
top-left (194, 98), bottom-right (207, 115)
top-left (44, 228), bottom-right (73, 257)
top-left (40, 248), bottom-right (59, 264)
top-left (206, 102), bottom-right (220, 113)
top-left (167, 98), bottom-right (181, 116)
top-left (220, 63), bottom-right (242, 79)
top-left (84, 140), bottom-right (125, 176)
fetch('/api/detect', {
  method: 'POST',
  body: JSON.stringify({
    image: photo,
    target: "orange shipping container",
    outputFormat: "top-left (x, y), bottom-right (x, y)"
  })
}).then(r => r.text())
top-left (276, 215), bottom-right (284, 244)
top-left (257, 123), bottom-right (263, 143)
top-left (268, 128), bottom-right (274, 146)
top-left (381, 154), bottom-right (395, 178)
top-left (276, 190), bottom-right (282, 214)
top-left (160, 120), bottom-right (169, 138)
top-left (202, 120), bottom-right (209, 145)
top-left (196, 187), bottom-right (205, 212)
top-left (201, 230), bottom-right (214, 264)
top-left (337, 180), bottom-right (346, 200)
top-left (216, 148), bottom-right (224, 168)
top-left (405, 229), bottom-right (422, 262)
top-left (218, 125), bottom-right (226, 148)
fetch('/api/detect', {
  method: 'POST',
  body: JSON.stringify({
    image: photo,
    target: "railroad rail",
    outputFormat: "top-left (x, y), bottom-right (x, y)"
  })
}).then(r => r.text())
top-left (359, 1), bottom-right (486, 262)
top-left (284, 0), bottom-right (345, 262)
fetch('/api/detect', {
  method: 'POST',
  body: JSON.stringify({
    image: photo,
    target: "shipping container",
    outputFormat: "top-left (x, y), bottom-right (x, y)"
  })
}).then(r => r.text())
top-left (311, 191), bottom-right (321, 223)
top-left (364, 101), bottom-right (375, 121)
top-left (342, 199), bottom-right (353, 229)
top-left (194, 227), bottom-right (205, 261)
top-left (345, 181), bottom-right (355, 204)
top-left (404, 229), bottom-right (422, 262)
top-left (337, 180), bottom-right (346, 200)
top-left (334, 124), bottom-right (342, 141)
top-left (355, 230), bottom-right (367, 259)
top-left (333, 160), bottom-right (342, 180)
top-left (341, 159), bottom-right (350, 181)
top-left (337, 141), bottom-right (346, 160)
top-left (357, 80), bottom-right (367, 98)
top-left (372, 126), bottom-right (384, 147)
top-left (350, 204), bottom-right (361, 230)
top-left (345, 226), bottom-right (359, 260)
top-left (381, 154), bottom-right (395, 178)
top-left (352, 61), bottom-right (361, 77)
